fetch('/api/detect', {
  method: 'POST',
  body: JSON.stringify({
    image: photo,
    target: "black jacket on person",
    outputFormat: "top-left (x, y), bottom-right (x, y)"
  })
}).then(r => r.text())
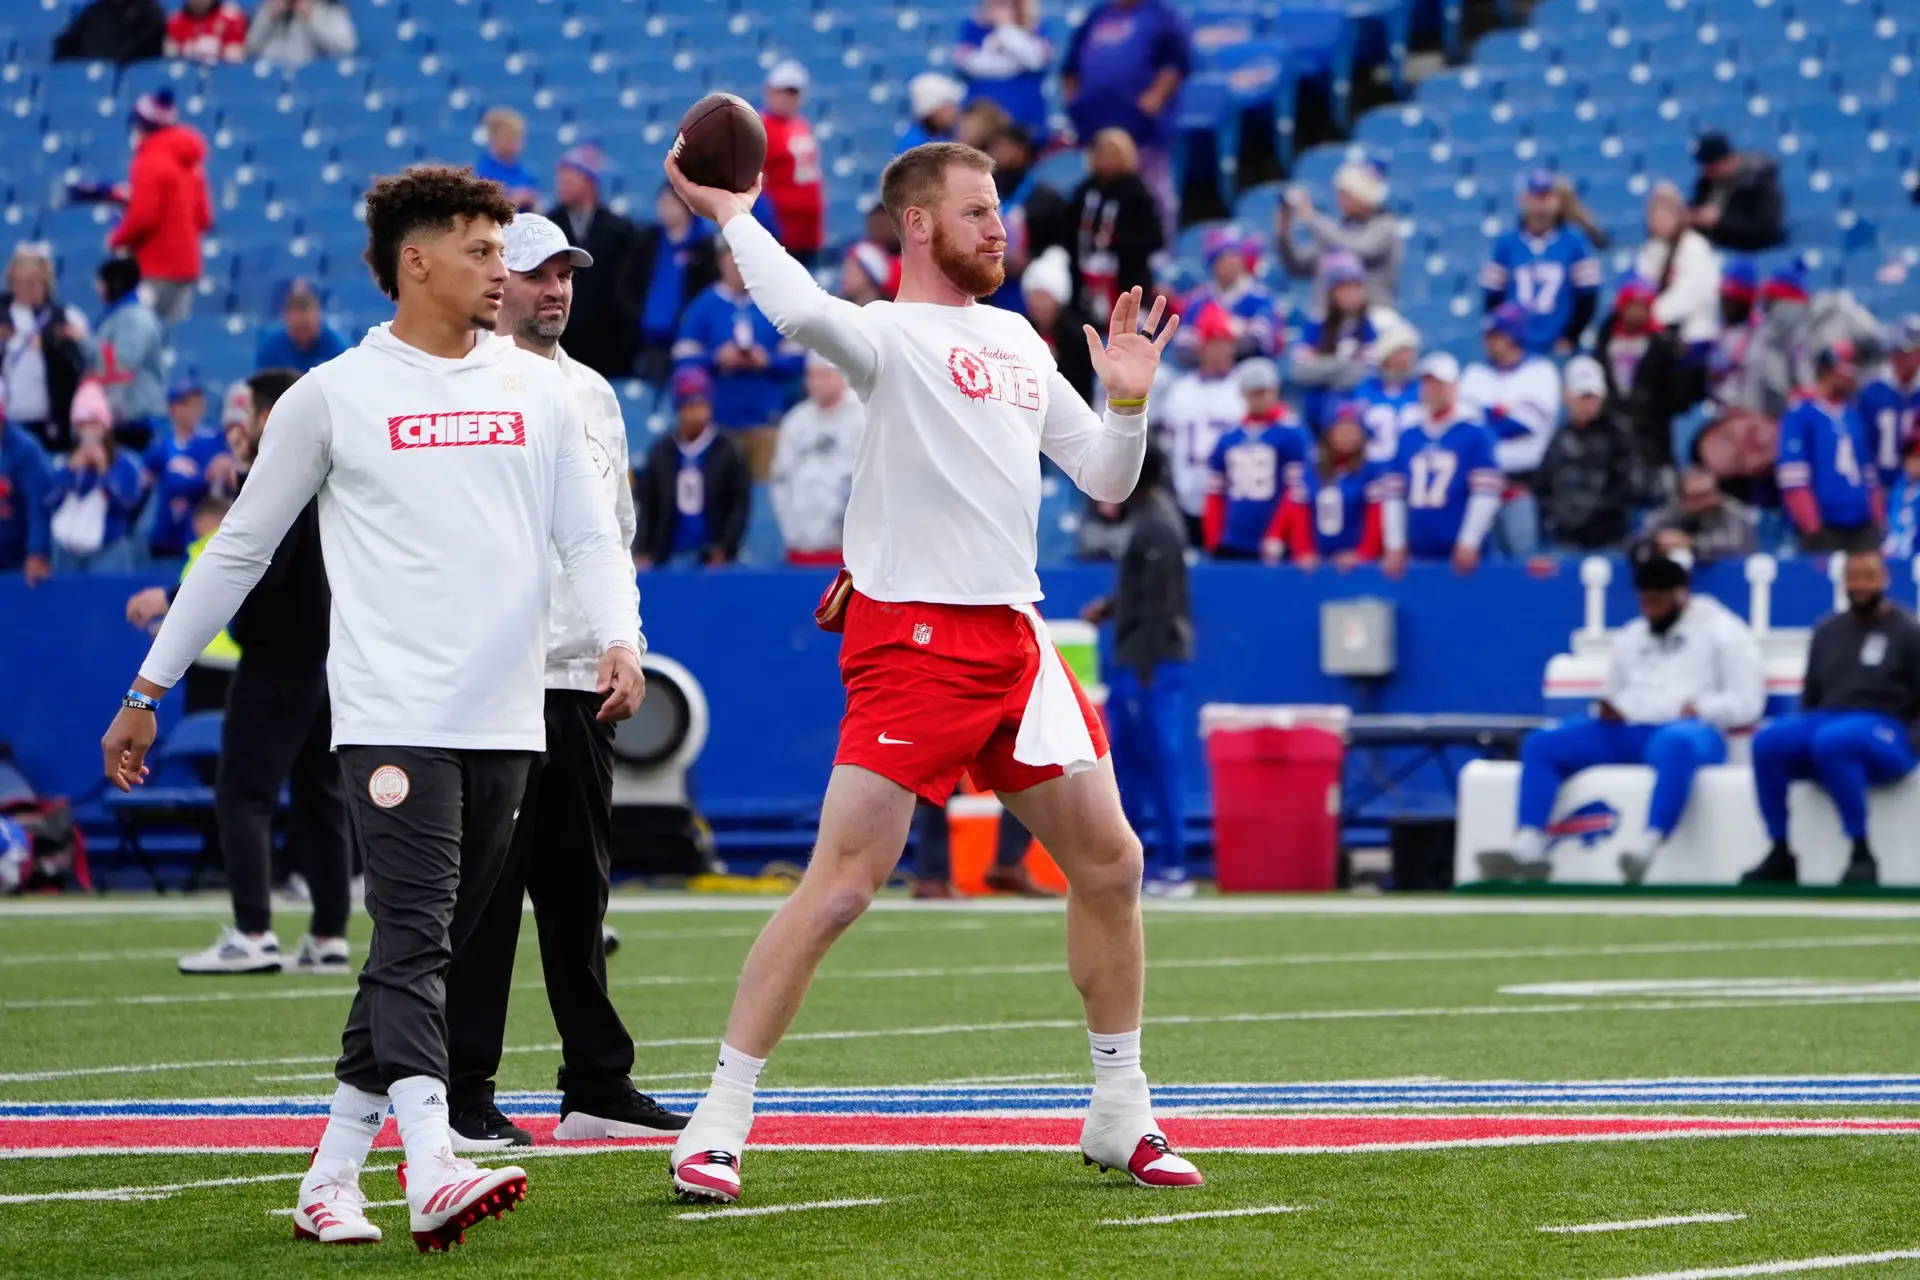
top-left (227, 500), bottom-right (330, 673)
top-left (547, 201), bottom-right (644, 379)
top-left (1034, 298), bottom-right (1100, 409)
top-left (636, 431), bottom-right (750, 565)
top-left (0, 293), bottom-right (87, 435)
top-left (1066, 173), bottom-right (1162, 315)
top-left (1690, 155), bottom-right (1787, 253)
top-left (1109, 490), bottom-right (1193, 680)
top-left (1804, 604), bottom-right (1920, 750)
top-left (54, 0), bottom-right (166, 64)
top-left (1536, 413), bottom-right (1637, 550)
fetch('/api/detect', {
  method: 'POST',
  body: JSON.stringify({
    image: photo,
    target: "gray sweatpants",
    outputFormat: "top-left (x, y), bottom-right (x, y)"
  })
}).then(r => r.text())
top-left (334, 746), bottom-right (533, 1093)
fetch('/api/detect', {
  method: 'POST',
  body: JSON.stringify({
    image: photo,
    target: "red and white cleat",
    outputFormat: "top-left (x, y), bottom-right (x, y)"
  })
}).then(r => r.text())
top-left (1080, 1078), bottom-right (1205, 1189)
top-left (291, 1157), bottom-right (382, 1245)
top-left (397, 1152), bottom-right (527, 1252)
top-left (671, 1149), bottom-right (743, 1203)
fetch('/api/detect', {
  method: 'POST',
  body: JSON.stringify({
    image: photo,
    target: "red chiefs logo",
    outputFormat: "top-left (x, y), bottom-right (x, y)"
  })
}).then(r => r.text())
top-left (387, 411), bottom-right (527, 450)
top-left (945, 346), bottom-right (1042, 411)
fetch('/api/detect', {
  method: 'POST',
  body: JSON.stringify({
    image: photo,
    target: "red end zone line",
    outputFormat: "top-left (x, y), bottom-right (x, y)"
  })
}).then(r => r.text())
top-left (4, 1114), bottom-right (1919, 1157)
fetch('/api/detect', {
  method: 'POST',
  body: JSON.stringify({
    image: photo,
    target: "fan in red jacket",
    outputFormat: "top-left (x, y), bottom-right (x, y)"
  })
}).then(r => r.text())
top-left (164, 0), bottom-right (248, 63)
top-left (760, 61), bottom-right (826, 264)
top-left (108, 90), bottom-right (212, 324)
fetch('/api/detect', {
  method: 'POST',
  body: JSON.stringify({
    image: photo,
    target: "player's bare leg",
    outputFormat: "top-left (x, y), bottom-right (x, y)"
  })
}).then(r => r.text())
top-left (1000, 759), bottom-right (1204, 1188)
top-left (670, 764), bottom-right (916, 1201)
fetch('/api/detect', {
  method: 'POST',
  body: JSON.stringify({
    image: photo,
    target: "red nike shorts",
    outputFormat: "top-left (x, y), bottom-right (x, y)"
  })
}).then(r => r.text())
top-left (835, 592), bottom-right (1109, 806)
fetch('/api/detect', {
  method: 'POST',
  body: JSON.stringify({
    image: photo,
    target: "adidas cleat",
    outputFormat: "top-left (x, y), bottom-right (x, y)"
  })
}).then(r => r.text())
top-left (397, 1154), bottom-right (526, 1252)
top-left (291, 1156), bottom-right (382, 1245)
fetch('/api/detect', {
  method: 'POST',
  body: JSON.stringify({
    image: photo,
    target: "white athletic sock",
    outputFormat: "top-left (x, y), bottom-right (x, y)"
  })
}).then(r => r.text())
top-left (303, 1083), bottom-right (387, 1188)
top-left (1512, 827), bottom-right (1547, 862)
top-left (1089, 1028), bottom-right (1143, 1084)
top-left (710, 1043), bottom-right (765, 1094)
top-left (388, 1075), bottom-right (453, 1173)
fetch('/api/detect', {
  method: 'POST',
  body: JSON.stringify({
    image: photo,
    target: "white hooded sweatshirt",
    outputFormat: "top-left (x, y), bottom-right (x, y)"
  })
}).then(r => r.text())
top-left (139, 325), bottom-right (640, 751)
top-left (1601, 594), bottom-right (1767, 729)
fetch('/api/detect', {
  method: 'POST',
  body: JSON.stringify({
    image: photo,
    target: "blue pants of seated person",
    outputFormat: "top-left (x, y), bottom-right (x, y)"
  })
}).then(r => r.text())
top-left (1518, 717), bottom-right (1727, 838)
top-left (1752, 711), bottom-right (1918, 841)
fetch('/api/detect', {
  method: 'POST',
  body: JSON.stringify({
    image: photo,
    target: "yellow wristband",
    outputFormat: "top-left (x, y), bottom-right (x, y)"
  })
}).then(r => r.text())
top-left (1107, 396), bottom-right (1147, 408)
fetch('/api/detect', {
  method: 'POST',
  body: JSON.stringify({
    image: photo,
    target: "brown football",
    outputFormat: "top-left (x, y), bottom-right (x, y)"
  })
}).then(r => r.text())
top-left (671, 92), bottom-right (767, 193)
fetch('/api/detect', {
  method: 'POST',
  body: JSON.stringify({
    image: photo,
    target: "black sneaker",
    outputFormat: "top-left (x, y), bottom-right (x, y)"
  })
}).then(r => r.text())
top-left (449, 1100), bottom-right (533, 1153)
top-left (552, 1083), bottom-right (689, 1140)
top-left (1741, 842), bottom-right (1798, 886)
top-left (1841, 840), bottom-right (1879, 887)
top-left (602, 924), bottom-right (620, 957)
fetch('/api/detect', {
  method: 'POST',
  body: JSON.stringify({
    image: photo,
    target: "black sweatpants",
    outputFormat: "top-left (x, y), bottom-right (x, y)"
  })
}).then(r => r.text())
top-left (334, 746), bottom-right (533, 1093)
top-left (913, 801), bottom-right (1034, 882)
top-left (216, 665), bottom-right (350, 938)
top-left (447, 690), bottom-right (633, 1110)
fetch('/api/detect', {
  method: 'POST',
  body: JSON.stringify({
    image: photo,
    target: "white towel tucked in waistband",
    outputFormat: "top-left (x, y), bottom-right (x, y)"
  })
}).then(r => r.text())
top-left (1010, 604), bottom-right (1099, 777)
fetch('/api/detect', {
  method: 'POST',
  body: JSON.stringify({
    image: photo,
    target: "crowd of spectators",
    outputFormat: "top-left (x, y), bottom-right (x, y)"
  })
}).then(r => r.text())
top-left (12, 0), bottom-right (1918, 586)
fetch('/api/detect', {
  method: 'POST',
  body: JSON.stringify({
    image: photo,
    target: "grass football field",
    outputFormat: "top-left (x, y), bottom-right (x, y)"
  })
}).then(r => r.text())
top-left (2, 893), bottom-right (1919, 1278)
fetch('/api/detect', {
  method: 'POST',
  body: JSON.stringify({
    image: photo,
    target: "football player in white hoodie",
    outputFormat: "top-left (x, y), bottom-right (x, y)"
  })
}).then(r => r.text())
top-left (100, 167), bottom-right (647, 1250)
top-left (1481, 552), bottom-right (1767, 885)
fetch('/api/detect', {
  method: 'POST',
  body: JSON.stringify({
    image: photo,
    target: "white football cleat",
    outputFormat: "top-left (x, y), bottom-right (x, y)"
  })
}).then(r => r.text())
top-left (1080, 1075), bottom-right (1205, 1189)
top-left (669, 1082), bottom-right (754, 1203)
top-left (397, 1151), bottom-right (526, 1252)
top-left (177, 926), bottom-right (282, 975)
top-left (291, 1158), bottom-right (382, 1245)
top-left (282, 935), bottom-right (350, 975)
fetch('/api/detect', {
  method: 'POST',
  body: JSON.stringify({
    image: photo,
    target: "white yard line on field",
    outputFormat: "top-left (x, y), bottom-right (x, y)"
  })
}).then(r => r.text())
top-left (1539, 1212), bottom-right (1747, 1234)
top-left (10, 933), bottom-right (1920, 1012)
top-left (0, 1169), bottom-right (309, 1204)
top-left (1102, 1205), bottom-right (1307, 1226)
top-left (266, 1198), bottom-right (406, 1216)
top-left (10, 895), bottom-right (1920, 920)
top-left (1594, 1248), bottom-right (1920, 1279)
top-left (0, 949), bottom-right (183, 966)
top-left (676, 1197), bottom-right (885, 1221)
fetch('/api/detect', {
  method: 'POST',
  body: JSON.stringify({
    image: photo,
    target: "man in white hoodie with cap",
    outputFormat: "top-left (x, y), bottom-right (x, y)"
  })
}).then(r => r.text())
top-left (99, 166), bottom-right (646, 1251)
top-left (660, 139), bottom-right (1202, 1204)
top-left (1480, 550), bottom-right (1765, 886)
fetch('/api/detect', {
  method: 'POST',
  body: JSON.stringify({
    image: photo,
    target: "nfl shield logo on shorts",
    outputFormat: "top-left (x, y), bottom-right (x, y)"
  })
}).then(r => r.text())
top-left (913, 622), bottom-right (933, 646)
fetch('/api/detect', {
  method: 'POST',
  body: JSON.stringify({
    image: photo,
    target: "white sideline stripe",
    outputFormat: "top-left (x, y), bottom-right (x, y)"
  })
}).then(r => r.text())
top-left (10, 932), bottom-right (1918, 1011)
top-left (0, 1169), bottom-right (308, 1204)
top-left (676, 1197), bottom-right (885, 1221)
top-left (13, 989), bottom-right (1920, 1082)
top-left (1102, 1204), bottom-right (1305, 1227)
top-left (1594, 1249), bottom-right (1920, 1279)
top-left (1539, 1212), bottom-right (1747, 1234)
top-left (0, 949), bottom-right (182, 966)
top-left (9, 895), bottom-right (1920, 920)
top-left (267, 1199), bottom-right (405, 1216)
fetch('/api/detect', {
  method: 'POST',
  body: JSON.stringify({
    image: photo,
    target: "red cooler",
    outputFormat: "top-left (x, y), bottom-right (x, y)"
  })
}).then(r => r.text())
top-left (1202, 704), bottom-right (1350, 893)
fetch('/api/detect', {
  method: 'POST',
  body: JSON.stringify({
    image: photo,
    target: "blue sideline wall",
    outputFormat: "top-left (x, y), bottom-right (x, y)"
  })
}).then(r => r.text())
top-left (0, 558), bottom-right (1896, 813)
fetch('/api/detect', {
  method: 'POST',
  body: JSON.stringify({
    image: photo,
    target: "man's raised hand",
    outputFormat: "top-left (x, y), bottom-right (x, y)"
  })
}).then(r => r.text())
top-left (1084, 287), bottom-right (1179, 406)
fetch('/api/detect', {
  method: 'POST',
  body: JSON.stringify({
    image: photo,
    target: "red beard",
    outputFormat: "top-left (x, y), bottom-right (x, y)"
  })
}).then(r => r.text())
top-left (931, 221), bottom-right (1007, 299)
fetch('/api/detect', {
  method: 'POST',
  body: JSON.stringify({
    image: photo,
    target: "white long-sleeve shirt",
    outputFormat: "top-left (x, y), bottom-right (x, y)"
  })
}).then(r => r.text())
top-left (1458, 355), bottom-right (1562, 475)
top-left (770, 392), bottom-right (866, 555)
top-left (723, 213), bottom-right (1146, 604)
top-left (1637, 230), bottom-right (1722, 345)
top-left (545, 346), bottom-right (641, 693)
top-left (138, 325), bottom-right (640, 751)
top-left (1601, 595), bottom-right (1767, 729)
top-left (1154, 370), bottom-right (1246, 519)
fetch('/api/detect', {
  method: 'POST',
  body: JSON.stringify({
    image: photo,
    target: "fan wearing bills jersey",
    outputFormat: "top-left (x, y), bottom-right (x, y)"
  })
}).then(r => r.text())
top-left (1279, 400), bottom-right (1384, 568)
top-left (1200, 357), bottom-right (1309, 561)
top-left (1380, 352), bottom-right (1503, 576)
top-left (1859, 317), bottom-right (1920, 489)
top-left (1778, 342), bottom-right (1885, 553)
top-left (662, 140), bottom-right (1203, 1204)
top-left (98, 166), bottom-right (646, 1252)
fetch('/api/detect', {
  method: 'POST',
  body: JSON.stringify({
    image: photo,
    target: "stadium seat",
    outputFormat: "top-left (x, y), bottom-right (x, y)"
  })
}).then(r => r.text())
top-left (99, 711), bottom-right (224, 892)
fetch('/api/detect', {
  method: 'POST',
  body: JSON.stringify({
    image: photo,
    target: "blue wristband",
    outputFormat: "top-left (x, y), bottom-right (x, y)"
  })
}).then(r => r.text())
top-left (122, 688), bottom-right (160, 712)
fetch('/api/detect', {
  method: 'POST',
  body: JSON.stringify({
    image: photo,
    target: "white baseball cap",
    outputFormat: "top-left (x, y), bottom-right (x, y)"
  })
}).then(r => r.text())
top-left (1416, 351), bottom-right (1460, 384)
top-left (502, 213), bottom-right (594, 273)
top-left (1564, 354), bottom-right (1607, 399)
top-left (766, 60), bottom-right (810, 93)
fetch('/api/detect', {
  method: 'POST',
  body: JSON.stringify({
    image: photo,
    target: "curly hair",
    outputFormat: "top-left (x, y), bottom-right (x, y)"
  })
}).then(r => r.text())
top-left (362, 164), bottom-right (517, 300)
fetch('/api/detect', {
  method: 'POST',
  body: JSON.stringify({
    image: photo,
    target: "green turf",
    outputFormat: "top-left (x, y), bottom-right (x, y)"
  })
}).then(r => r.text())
top-left (3, 895), bottom-right (1920, 1277)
